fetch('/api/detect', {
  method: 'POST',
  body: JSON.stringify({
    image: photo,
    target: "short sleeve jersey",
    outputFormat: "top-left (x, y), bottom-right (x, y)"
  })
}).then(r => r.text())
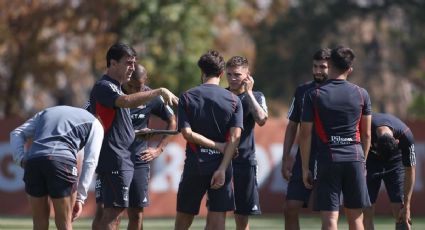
top-left (128, 86), bottom-right (175, 168)
top-left (287, 81), bottom-right (319, 166)
top-left (369, 112), bottom-right (416, 167)
top-left (302, 79), bottom-right (372, 163)
top-left (231, 90), bottom-right (267, 165)
top-left (87, 75), bottom-right (134, 172)
top-left (178, 84), bottom-right (243, 175)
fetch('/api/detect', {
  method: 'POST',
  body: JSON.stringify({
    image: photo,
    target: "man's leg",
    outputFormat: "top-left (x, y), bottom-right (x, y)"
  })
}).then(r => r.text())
top-left (92, 203), bottom-right (104, 230)
top-left (234, 214), bottom-right (249, 230)
top-left (174, 211), bottom-right (195, 230)
top-left (345, 208), bottom-right (364, 230)
top-left (390, 203), bottom-right (403, 222)
top-left (28, 195), bottom-right (50, 230)
top-left (283, 200), bottom-right (304, 230)
top-left (127, 207), bottom-right (144, 230)
top-left (51, 192), bottom-right (76, 230)
top-left (363, 204), bottom-right (376, 230)
top-left (99, 207), bottom-right (125, 230)
top-left (206, 211), bottom-right (226, 230)
top-left (321, 211), bottom-right (339, 230)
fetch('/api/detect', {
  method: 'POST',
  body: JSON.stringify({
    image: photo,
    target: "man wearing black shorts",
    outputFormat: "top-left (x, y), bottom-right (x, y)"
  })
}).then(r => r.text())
top-left (175, 50), bottom-right (243, 230)
top-left (87, 43), bottom-right (178, 230)
top-left (363, 112), bottom-right (416, 230)
top-left (10, 106), bottom-right (104, 230)
top-left (225, 56), bottom-right (268, 230)
top-left (281, 48), bottom-right (330, 230)
top-left (300, 46), bottom-right (372, 230)
top-left (122, 64), bottom-right (177, 230)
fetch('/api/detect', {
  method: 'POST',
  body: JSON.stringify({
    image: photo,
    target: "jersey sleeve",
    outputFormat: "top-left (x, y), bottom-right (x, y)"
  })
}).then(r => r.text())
top-left (93, 81), bottom-right (122, 108)
top-left (254, 91), bottom-right (268, 114)
top-left (287, 87), bottom-right (302, 122)
top-left (399, 129), bottom-right (416, 167)
top-left (177, 93), bottom-right (191, 131)
top-left (361, 88), bottom-right (372, 115)
top-left (301, 89), bottom-right (314, 123)
top-left (229, 97), bottom-right (244, 129)
top-left (152, 96), bottom-right (175, 121)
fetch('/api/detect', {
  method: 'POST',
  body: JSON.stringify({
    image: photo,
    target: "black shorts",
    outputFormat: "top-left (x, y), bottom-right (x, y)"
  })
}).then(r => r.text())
top-left (96, 170), bottom-right (133, 208)
top-left (23, 156), bottom-right (78, 198)
top-left (233, 164), bottom-right (261, 215)
top-left (286, 155), bottom-right (316, 207)
top-left (129, 166), bottom-right (150, 208)
top-left (176, 168), bottom-right (234, 215)
top-left (315, 161), bottom-right (371, 211)
top-left (366, 159), bottom-right (404, 203)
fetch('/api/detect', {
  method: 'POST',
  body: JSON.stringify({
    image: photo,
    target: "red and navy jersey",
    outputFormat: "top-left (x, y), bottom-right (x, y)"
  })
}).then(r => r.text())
top-left (369, 112), bottom-right (416, 167)
top-left (231, 90), bottom-right (267, 165)
top-left (178, 84), bottom-right (243, 175)
top-left (87, 75), bottom-right (134, 172)
top-left (288, 81), bottom-right (319, 167)
top-left (128, 86), bottom-right (175, 168)
top-left (302, 79), bottom-right (372, 163)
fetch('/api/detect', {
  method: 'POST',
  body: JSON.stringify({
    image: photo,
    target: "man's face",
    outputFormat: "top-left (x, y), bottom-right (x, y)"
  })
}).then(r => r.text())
top-left (113, 55), bottom-right (136, 83)
top-left (124, 75), bottom-right (147, 94)
top-left (226, 66), bottom-right (249, 91)
top-left (312, 59), bottom-right (329, 83)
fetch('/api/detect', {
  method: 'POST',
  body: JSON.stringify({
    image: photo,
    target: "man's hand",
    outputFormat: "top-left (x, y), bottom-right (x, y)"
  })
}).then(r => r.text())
top-left (210, 169), bottom-right (226, 190)
top-left (160, 88), bottom-right (179, 106)
top-left (140, 147), bottom-right (162, 162)
top-left (397, 206), bottom-right (412, 230)
top-left (302, 169), bottom-right (313, 189)
top-left (243, 75), bottom-right (254, 93)
top-left (72, 201), bottom-right (83, 222)
top-left (281, 155), bottom-right (294, 181)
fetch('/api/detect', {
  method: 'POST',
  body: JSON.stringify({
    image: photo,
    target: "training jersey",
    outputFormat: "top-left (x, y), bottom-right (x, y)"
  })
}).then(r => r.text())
top-left (87, 75), bottom-right (134, 172)
top-left (287, 81), bottom-right (319, 168)
top-left (368, 112), bottom-right (416, 167)
top-left (178, 83), bottom-right (244, 175)
top-left (127, 86), bottom-right (174, 168)
top-left (302, 79), bottom-right (372, 163)
top-left (231, 90), bottom-right (268, 166)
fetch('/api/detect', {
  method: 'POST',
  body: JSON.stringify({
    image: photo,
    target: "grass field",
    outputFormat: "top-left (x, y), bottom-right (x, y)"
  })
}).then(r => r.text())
top-left (1, 215), bottom-right (424, 230)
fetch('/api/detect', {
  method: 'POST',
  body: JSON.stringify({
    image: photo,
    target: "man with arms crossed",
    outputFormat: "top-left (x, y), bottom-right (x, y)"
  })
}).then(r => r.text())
top-left (88, 42), bottom-right (178, 230)
top-left (123, 64), bottom-right (177, 230)
top-left (281, 48), bottom-right (330, 230)
top-left (300, 46), bottom-right (372, 230)
top-left (226, 56), bottom-right (268, 230)
top-left (10, 105), bottom-right (104, 230)
top-left (363, 112), bottom-right (415, 230)
top-left (175, 50), bottom-right (243, 230)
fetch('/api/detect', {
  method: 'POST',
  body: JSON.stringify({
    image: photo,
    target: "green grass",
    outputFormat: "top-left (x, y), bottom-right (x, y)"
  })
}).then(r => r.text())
top-left (0, 215), bottom-right (424, 229)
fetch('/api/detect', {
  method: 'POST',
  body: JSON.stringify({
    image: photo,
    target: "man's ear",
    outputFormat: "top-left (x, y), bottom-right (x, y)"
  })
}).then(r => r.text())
top-left (347, 67), bottom-right (353, 75)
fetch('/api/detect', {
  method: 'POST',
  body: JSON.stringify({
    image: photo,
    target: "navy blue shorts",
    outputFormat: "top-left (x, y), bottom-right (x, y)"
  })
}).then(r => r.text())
top-left (286, 154), bottom-right (316, 207)
top-left (129, 166), bottom-right (150, 208)
top-left (177, 168), bottom-right (234, 215)
top-left (96, 170), bottom-right (133, 208)
top-left (315, 161), bottom-right (371, 211)
top-left (366, 159), bottom-right (404, 203)
top-left (233, 164), bottom-right (261, 215)
top-left (24, 156), bottom-right (78, 199)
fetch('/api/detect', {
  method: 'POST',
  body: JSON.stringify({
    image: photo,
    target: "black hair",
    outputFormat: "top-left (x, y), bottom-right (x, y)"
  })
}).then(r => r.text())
top-left (313, 48), bottom-right (331, 61)
top-left (226, 56), bottom-right (249, 68)
top-left (330, 46), bottom-right (355, 71)
top-left (106, 42), bottom-right (137, 67)
top-left (376, 133), bottom-right (399, 160)
top-left (197, 50), bottom-right (225, 77)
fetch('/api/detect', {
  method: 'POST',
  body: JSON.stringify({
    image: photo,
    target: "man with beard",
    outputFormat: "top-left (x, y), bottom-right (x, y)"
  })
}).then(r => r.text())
top-left (281, 48), bottom-right (330, 230)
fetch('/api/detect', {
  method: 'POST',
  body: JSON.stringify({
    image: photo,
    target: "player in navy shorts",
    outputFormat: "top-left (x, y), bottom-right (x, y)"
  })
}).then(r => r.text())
top-left (225, 56), bottom-right (268, 230)
top-left (363, 113), bottom-right (416, 230)
top-left (175, 50), bottom-right (243, 230)
top-left (281, 48), bottom-right (330, 230)
top-left (87, 43), bottom-right (178, 230)
top-left (300, 46), bottom-right (372, 230)
top-left (122, 64), bottom-right (176, 230)
top-left (10, 106), bottom-right (104, 229)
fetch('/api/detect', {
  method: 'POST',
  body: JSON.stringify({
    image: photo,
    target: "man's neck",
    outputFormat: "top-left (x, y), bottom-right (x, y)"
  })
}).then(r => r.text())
top-left (106, 70), bottom-right (123, 85)
top-left (203, 76), bottom-right (220, 85)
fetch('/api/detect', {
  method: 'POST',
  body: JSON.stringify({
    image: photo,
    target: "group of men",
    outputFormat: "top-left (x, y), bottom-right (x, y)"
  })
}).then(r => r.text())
top-left (9, 43), bottom-right (416, 230)
top-left (281, 47), bottom-right (416, 230)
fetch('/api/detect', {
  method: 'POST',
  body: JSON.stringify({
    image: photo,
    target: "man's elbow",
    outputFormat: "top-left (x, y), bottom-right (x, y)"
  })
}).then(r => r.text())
top-left (256, 115), bottom-right (268, 127)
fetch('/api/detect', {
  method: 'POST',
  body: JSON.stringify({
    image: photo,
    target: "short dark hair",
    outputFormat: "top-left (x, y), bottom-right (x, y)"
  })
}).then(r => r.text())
top-left (226, 56), bottom-right (249, 68)
top-left (313, 48), bottom-right (331, 61)
top-left (330, 46), bottom-right (355, 71)
top-left (106, 42), bottom-right (137, 67)
top-left (131, 64), bottom-right (147, 81)
top-left (376, 133), bottom-right (399, 160)
top-left (197, 50), bottom-right (225, 77)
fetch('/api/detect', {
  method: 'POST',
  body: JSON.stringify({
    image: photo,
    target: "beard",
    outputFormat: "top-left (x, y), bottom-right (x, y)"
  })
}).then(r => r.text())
top-left (313, 73), bottom-right (328, 83)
